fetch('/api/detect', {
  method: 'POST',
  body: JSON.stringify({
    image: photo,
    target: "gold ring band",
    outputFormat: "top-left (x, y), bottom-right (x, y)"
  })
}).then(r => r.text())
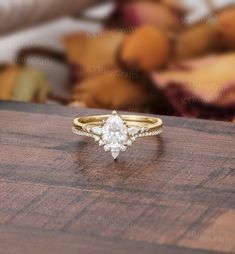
top-left (72, 111), bottom-right (163, 159)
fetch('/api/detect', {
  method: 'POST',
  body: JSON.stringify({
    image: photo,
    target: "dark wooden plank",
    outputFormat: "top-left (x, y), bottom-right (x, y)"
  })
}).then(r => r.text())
top-left (0, 101), bottom-right (234, 254)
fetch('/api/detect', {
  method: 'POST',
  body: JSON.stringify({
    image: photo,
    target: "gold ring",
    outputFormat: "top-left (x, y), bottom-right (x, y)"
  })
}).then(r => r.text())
top-left (72, 111), bottom-right (163, 160)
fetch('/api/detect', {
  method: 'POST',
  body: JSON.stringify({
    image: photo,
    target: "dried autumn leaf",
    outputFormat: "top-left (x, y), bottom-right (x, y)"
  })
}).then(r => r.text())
top-left (153, 53), bottom-right (235, 106)
top-left (71, 72), bottom-right (151, 110)
top-left (0, 66), bottom-right (21, 100)
top-left (175, 22), bottom-right (217, 60)
top-left (215, 7), bottom-right (235, 50)
top-left (63, 31), bottom-right (125, 82)
top-left (120, 26), bottom-right (171, 72)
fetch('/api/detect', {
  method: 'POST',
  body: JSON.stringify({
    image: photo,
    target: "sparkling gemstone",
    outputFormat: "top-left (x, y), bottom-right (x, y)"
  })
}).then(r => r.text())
top-left (99, 140), bottom-right (105, 146)
top-left (94, 136), bottom-right (100, 141)
top-left (126, 140), bottom-right (132, 146)
top-left (111, 150), bottom-right (120, 159)
top-left (128, 126), bottom-right (140, 136)
top-left (102, 112), bottom-right (128, 159)
top-left (92, 126), bottom-right (103, 135)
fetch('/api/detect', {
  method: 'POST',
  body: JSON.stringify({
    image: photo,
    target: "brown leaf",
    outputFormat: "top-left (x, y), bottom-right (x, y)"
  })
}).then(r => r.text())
top-left (120, 26), bottom-right (171, 72)
top-left (215, 7), bottom-right (235, 50)
top-left (0, 66), bottom-right (20, 100)
top-left (63, 31), bottom-right (125, 83)
top-left (153, 53), bottom-right (235, 106)
top-left (71, 72), bottom-right (151, 110)
top-left (174, 23), bottom-right (217, 60)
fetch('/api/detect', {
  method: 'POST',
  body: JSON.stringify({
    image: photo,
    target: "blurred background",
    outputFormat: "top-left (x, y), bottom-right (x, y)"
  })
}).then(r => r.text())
top-left (0, 0), bottom-right (235, 121)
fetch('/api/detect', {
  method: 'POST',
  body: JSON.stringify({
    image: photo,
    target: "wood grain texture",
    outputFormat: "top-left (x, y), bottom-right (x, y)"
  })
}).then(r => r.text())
top-left (0, 101), bottom-right (234, 254)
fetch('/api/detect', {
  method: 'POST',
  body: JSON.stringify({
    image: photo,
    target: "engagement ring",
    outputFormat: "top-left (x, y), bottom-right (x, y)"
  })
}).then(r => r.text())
top-left (72, 111), bottom-right (163, 160)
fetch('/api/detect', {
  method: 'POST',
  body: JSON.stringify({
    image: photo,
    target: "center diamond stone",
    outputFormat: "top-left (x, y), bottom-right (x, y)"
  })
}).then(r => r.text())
top-left (102, 112), bottom-right (128, 159)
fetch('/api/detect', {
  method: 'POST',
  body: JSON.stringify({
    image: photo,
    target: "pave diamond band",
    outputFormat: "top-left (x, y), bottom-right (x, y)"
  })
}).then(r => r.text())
top-left (72, 111), bottom-right (163, 159)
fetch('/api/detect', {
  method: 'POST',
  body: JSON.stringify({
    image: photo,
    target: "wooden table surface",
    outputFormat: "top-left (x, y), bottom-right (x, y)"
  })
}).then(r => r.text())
top-left (0, 101), bottom-right (234, 254)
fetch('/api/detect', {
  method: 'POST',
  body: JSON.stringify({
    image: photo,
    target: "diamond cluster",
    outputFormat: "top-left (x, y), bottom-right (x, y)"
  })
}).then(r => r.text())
top-left (73, 111), bottom-right (162, 159)
top-left (90, 111), bottom-right (143, 159)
